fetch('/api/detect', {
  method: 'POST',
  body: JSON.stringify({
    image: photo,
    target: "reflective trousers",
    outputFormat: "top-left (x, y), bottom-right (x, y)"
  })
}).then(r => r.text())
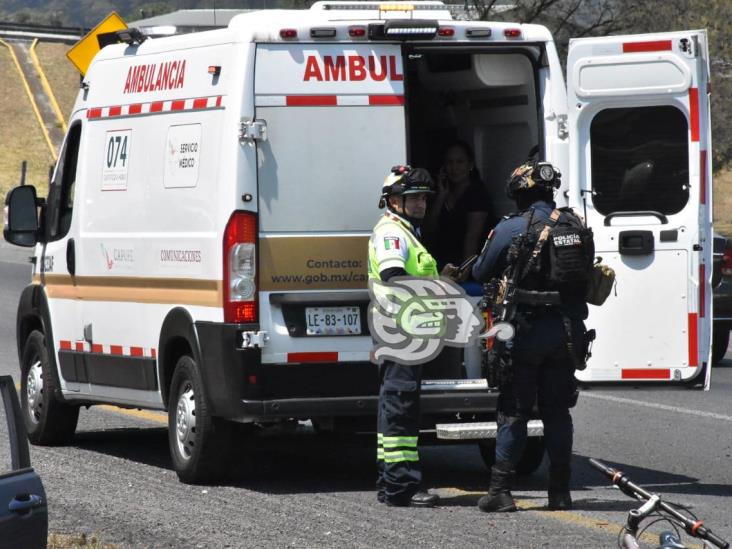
top-left (376, 360), bottom-right (422, 504)
top-left (494, 313), bottom-right (582, 468)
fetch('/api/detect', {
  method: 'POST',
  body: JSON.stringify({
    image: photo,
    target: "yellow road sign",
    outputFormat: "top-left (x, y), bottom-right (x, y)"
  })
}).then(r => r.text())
top-left (66, 12), bottom-right (127, 76)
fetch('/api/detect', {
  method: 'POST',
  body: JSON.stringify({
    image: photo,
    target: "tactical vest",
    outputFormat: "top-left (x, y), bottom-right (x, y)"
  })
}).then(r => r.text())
top-left (368, 215), bottom-right (439, 280)
top-left (518, 207), bottom-right (595, 300)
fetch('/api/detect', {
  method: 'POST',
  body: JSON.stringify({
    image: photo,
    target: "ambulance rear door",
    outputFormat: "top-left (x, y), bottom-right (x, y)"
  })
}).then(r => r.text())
top-left (253, 43), bottom-right (406, 365)
top-left (566, 31), bottom-right (712, 387)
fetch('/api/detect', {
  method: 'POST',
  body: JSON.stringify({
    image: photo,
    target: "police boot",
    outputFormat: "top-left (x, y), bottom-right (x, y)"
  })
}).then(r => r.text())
top-left (385, 490), bottom-right (439, 508)
top-left (477, 460), bottom-right (517, 513)
top-left (547, 463), bottom-right (572, 511)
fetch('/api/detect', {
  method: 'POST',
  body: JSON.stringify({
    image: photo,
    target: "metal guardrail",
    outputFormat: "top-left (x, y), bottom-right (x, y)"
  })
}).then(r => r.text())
top-left (0, 21), bottom-right (88, 43)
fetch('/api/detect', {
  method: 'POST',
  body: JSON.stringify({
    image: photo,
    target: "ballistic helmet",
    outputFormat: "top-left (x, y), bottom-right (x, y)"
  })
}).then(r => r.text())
top-left (506, 161), bottom-right (561, 199)
top-left (378, 165), bottom-right (434, 208)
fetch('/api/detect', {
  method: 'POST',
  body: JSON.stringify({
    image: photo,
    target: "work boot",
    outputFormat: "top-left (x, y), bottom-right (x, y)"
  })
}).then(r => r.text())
top-left (385, 490), bottom-right (440, 507)
top-left (547, 463), bottom-right (572, 511)
top-left (477, 460), bottom-right (517, 513)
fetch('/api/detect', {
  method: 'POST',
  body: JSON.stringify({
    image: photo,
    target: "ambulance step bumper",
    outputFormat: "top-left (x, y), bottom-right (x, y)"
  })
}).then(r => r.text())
top-left (436, 419), bottom-right (544, 440)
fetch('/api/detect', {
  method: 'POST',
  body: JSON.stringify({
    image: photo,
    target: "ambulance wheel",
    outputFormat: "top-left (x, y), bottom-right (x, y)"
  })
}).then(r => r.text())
top-left (516, 437), bottom-right (545, 475)
top-left (712, 328), bottom-right (729, 365)
top-left (20, 330), bottom-right (79, 445)
top-left (477, 439), bottom-right (496, 470)
top-left (478, 437), bottom-right (545, 476)
top-left (168, 355), bottom-right (233, 484)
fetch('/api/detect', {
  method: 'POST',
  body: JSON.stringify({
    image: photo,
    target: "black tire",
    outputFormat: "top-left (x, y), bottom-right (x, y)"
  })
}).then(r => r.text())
top-left (712, 328), bottom-right (730, 365)
top-left (20, 330), bottom-right (79, 445)
top-left (516, 437), bottom-right (545, 476)
top-left (168, 355), bottom-right (234, 484)
top-left (477, 439), bottom-right (496, 470)
top-left (478, 436), bottom-right (545, 476)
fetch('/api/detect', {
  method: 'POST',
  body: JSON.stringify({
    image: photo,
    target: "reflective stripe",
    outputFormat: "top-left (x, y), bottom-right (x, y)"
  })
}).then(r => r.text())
top-left (383, 450), bottom-right (419, 463)
top-left (381, 435), bottom-right (418, 445)
top-left (383, 442), bottom-right (418, 449)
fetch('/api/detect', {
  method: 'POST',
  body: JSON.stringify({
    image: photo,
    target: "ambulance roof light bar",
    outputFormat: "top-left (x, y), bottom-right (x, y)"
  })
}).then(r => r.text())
top-left (310, 1), bottom-right (453, 21)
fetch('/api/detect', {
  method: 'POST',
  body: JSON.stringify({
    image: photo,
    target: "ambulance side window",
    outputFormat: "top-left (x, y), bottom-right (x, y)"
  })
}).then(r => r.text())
top-left (590, 106), bottom-right (689, 216)
top-left (47, 122), bottom-right (81, 241)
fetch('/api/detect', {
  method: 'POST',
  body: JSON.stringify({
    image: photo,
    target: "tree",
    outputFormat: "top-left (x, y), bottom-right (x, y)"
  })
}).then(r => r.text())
top-left (463, 0), bottom-right (732, 170)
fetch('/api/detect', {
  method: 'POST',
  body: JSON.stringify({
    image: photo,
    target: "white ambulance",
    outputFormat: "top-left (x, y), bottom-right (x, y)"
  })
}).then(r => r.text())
top-left (4, 1), bottom-right (712, 483)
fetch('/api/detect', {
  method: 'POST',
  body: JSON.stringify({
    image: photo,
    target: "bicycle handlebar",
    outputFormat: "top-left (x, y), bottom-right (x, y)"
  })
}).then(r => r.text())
top-left (589, 459), bottom-right (730, 549)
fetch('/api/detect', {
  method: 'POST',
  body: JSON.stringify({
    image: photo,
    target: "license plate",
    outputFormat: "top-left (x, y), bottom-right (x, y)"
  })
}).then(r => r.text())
top-left (305, 306), bottom-right (361, 336)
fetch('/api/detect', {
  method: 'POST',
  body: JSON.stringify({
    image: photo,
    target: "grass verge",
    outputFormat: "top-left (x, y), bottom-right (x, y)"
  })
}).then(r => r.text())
top-left (714, 167), bottom-right (732, 236)
top-left (35, 42), bottom-right (80, 122)
top-left (48, 533), bottom-right (118, 549)
top-left (0, 43), bottom-right (55, 198)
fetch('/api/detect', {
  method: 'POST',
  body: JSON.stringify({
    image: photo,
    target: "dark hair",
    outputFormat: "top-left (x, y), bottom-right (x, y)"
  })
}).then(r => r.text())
top-left (445, 140), bottom-right (475, 163)
top-left (444, 140), bottom-right (481, 181)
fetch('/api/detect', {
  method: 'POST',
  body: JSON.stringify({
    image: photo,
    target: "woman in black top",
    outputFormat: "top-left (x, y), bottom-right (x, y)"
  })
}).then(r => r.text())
top-left (424, 141), bottom-right (495, 270)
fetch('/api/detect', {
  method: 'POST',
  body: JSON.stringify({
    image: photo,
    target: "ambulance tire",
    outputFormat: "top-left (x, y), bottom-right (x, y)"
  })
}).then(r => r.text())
top-left (168, 355), bottom-right (234, 484)
top-left (712, 327), bottom-right (729, 365)
top-left (20, 330), bottom-right (79, 445)
top-left (477, 437), bottom-right (545, 476)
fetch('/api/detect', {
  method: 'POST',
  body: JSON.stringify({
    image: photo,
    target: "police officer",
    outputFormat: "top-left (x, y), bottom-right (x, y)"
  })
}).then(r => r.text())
top-left (368, 165), bottom-right (441, 507)
top-left (472, 161), bottom-right (591, 513)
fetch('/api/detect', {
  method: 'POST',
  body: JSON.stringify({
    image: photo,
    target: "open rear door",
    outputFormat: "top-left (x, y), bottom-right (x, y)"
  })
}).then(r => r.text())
top-left (567, 31), bottom-right (712, 387)
top-left (254, 43), bottom-right (406, 366)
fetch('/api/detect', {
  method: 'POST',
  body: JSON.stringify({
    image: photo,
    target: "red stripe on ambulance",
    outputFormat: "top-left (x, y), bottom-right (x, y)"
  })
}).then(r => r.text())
top-left (86, 96), bottom-right (224, 120)
top-left (700, 150), bottom-right (707, 204)
top-left (369, 95), bottom-right (405, 106)
top-left (688, 312), bottom-right (698, 367)
top-left (622, 40), bottom-right (672, 53)
top-left (286, 95), bottom-right (337, 106)
top-left (60, 341), bottom-right (157, 359)
top-left (621, 369), bottom-right (671, 380)
top-left (287, 352), bottom-right (339, 363)
top-left (689, 87), bottom-right (700, 142)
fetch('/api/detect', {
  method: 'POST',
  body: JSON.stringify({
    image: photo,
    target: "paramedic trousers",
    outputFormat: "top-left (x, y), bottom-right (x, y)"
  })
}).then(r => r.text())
top-left (377, 359), bottom-right (422, 504)
top-left (494, 312), bottom-right (583, 469)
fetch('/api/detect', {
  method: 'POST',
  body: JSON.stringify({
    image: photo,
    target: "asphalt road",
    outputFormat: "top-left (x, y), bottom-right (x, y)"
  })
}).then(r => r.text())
top-left (1, 242), bottom-right (730, 548)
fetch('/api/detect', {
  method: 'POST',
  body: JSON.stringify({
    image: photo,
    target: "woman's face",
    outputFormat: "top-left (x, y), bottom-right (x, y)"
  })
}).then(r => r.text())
top-left (444, 146), bottom-right (473, 184)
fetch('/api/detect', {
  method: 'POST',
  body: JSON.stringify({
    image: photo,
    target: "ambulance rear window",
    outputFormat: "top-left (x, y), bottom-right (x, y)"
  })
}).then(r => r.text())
top-left (589, 106), bottom-right (689, 216)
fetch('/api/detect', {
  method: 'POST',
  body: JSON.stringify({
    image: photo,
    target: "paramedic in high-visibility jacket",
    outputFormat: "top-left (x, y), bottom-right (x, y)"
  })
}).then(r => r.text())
top-left (368, 165), bottom-right (442, 507)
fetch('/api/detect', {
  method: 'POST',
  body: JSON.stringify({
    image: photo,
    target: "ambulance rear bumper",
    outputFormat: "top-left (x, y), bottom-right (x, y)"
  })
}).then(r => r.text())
top-left (194, 321), bottom-right (498, 422)
top-left (237, 390), bottom-right (499, 420)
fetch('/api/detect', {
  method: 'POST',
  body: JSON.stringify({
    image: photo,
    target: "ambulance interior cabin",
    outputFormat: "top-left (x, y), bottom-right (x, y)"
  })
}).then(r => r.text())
top-left (405, 46), bottom-right (542, 219)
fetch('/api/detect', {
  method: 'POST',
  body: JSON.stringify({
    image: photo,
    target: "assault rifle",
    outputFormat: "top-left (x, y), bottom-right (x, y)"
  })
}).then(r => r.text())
top-left (481, 210), bottom-right (537, 388)
top-left (480, 209), bottom-right (565, 387)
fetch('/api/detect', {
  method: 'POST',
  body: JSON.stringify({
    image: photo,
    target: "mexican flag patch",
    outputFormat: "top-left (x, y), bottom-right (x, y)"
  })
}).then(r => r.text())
top-left (384, 236), bottom-right (400, 250)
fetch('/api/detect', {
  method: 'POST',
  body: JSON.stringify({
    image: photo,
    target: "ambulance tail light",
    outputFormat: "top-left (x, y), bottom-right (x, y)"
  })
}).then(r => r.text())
top-left (504, 28), bottom-right (522, 39)
top-left (280, 28), bottom-right (298, 39)
top-left (348, 26), bottom-right (366, 37)
top-left (437, 26), bottom-right (455, 37)
top-left (224, 211), bottom-right (257, 324)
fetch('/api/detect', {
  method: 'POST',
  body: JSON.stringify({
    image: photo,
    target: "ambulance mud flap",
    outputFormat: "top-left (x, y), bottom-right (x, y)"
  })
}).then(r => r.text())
top-left (436, 419), bottom-right (544, 440)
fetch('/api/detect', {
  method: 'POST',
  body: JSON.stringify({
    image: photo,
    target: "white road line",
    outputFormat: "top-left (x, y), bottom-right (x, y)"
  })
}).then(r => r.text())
top-left (581, 391), bottom-right (732, 422)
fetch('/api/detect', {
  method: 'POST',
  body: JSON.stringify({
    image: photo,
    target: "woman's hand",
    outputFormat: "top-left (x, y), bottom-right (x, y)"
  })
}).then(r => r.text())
top-left (441, 263), bottom-right (469, 282)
